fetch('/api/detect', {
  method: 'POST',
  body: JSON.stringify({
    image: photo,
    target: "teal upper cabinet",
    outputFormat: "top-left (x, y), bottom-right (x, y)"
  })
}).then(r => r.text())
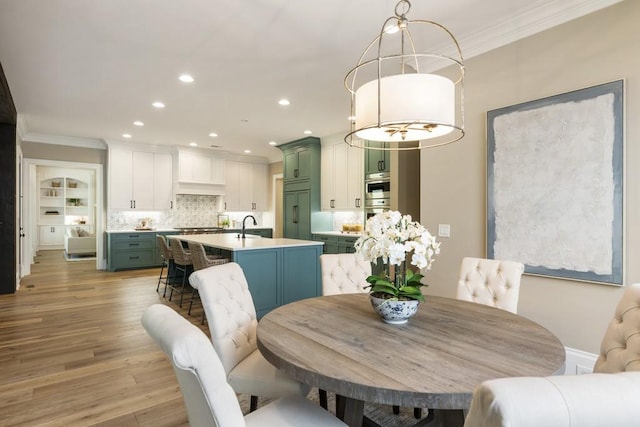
top-left (278, 137), bottom-right (323, 240)
top-left (283, 138), bottom-right (316, 181)
top-left (364, 141), bottom-right (390, 175)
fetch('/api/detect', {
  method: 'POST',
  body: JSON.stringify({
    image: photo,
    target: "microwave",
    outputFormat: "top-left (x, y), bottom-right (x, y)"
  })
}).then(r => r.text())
top-left (365, 179), bottom-right (391, 200)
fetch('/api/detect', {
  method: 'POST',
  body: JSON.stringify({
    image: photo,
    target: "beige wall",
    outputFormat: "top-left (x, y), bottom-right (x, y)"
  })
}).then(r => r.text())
top-left (420, 1), bottom-right (639, 354)
top-left (21, 141), bottom-right (106, 164)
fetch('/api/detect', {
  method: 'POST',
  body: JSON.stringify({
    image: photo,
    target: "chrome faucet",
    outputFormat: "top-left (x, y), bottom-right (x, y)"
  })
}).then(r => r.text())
top-left (241, 215), bottom-right (257, 239)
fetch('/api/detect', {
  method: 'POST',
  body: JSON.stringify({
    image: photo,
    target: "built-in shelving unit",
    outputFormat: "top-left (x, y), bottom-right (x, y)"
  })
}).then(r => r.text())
top-left (38, 170), bottom-right (95, 249)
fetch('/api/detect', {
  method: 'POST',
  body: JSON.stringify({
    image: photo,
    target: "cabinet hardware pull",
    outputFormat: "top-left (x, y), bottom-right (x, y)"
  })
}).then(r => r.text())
top-left (129, 243), bottom-right (139, 247)
top-left (293, 205), bottom-right (298, 224)
top-left (129, 256), bottom-right (139, 260)
top-left (294, 168), bottom-right (299, 178)
top-left (133, 200), bottom-right (136, 209)
top-left (170, 201), bottom-right (173, 209)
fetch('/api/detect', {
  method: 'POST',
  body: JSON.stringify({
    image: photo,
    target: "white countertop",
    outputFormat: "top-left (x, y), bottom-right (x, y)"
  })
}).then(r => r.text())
top-left (312, 231), bottom-right (363, 237)
top-left (106, 228), bottom-right (176, 233)
top-left (173, 233), bottom-right (323, 251)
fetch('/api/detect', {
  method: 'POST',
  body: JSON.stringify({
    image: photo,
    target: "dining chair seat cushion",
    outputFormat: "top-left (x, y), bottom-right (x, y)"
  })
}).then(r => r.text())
top-left (244, 395), bottom-right (347, 427)
top-left (464, 371), bottom-right (640, 427)
top-left (228, 347), bottom-right (306, 398)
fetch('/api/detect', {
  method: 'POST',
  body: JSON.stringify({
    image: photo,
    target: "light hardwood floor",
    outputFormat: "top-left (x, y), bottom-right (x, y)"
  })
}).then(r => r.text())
top-left (0, 250), bottom-right (205, 426)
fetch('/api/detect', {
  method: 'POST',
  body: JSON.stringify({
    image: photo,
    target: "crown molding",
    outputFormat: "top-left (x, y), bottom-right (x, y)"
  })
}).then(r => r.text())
top-left (459, 0), bottom-right (623, 60)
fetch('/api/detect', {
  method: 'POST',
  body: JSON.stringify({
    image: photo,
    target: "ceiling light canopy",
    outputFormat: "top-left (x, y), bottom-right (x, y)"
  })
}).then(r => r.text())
top-left (344, 0), bottom-right (465, 151)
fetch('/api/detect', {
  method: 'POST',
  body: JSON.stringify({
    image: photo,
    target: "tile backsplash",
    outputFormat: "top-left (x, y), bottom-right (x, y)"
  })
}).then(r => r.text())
top-left (107, 195), bottom-right (265, 230)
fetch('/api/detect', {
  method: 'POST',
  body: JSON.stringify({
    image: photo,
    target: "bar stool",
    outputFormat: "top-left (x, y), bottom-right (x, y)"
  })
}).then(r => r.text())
top-left (187, 241), bottom-right (229, 323)
top-left (155, 235), bottom-right (173, 297)
top-left (167, 237), bottom-right (193, 308)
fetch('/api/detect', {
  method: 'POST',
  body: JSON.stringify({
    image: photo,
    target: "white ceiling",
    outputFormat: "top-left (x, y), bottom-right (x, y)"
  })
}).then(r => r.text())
top-left (0, 0), bottom-right (621, 163)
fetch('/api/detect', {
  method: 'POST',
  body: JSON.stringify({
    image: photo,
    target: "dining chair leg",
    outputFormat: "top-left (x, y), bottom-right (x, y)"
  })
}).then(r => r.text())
top-left (336, 395), bottom-right (345, 420)
top-left (188, 289), bottom-right (198, 315)
top-left (393, 405), bottom-right (400, 414)
top-left (319, 389), bottom-right (328, 410)
top-left (156, 262), bottom-right (165, 293)
top-left (249, 395), bottom-right (258, 412)
top-left (178, 268), bottom-right (188, 307)
top-left (414, 407), bottom-right (422, 419)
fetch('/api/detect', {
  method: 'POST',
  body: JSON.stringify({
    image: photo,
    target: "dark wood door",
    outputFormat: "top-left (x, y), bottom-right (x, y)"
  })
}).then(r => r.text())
top-left (0, 61), bottom-right (17, 294)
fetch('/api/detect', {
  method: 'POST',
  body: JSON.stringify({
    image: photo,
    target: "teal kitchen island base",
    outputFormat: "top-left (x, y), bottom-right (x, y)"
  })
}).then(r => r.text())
top-left (175, 234), bottom-right (323, 318)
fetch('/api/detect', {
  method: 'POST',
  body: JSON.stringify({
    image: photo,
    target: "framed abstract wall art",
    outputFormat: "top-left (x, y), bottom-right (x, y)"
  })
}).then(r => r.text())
top-left (486, 80), bottom-right (623, 285)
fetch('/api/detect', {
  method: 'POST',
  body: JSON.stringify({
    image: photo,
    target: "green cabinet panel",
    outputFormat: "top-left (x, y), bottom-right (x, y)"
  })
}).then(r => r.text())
top-left (235, 248), bottom-right (280, 317)
top-left (284, 189), bottom-right (311, 240)
top-left (282, 246), bottom-right (322, 304)
top-left (231, 244), bottom-right (322, 318)
top-left (364, 141), bottom-right (390, 175)
top-left (313, 234), bottom-right (359, 254)
top-left (107, 232), bottom-right (163, 271)
top-left (279, 136), bottom-right (323, 239)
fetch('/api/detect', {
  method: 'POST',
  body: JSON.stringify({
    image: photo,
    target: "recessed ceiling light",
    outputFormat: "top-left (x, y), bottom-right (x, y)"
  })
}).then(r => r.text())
top-left (179, 74), bottom-right (194, 83)
top-left (152, 101), bottom-right (165, 108)
top-left (278, 99), bottom-right (290, 106)
top-left (244, 149), bottom-right (251, 154)
top-left (209, 132), bottom-right (218, 137)
top-left (189, 142), bottom-right (198, 147)
top-left (268, 141), bottom-right (277, 146)
top-left (122, 133), bottom-right (132, 138)
top-left (133, 121), bottom-right (144, 126)
top-left (303, 130), bottom-right (313, 135)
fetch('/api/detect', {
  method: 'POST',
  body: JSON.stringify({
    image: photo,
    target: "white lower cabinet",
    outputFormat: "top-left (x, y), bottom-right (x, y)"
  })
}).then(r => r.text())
top-left (39, 225), bottom-right (65, 248)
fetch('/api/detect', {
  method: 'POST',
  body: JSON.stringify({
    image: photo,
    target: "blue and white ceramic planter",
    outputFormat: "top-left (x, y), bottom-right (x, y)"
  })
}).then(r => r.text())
top-left (369, 295), bottom-right (420, 324)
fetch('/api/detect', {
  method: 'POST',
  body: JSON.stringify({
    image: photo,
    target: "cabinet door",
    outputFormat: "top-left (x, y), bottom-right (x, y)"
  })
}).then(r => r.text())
top-left (283, 150), bottom-right (299, 180)
top-left (40, 225), bottom-right (64, 246)
top-left (296, 147), bottom-right (311, 179)
top-left (321, 143), bottom-right (333, 210)
top-left (332, 143), bottom-right (349, 208)
top-left (132, 151), bottom-right (155, 210)
top-left (153, 153), bottom-right (173, 209)
top-left (283, 191), bottom-right (298, 238)
top-left (282, 246), bottom-right (321, 304)
top-left (296, 190), bottom-right (311, 240)
top-left (223, 160), bottom-right (240, 211)
top-left (347, 147), bottom-right (364, 209)
top-left (109, 147), bottom-right (133, 209)
top-left (236, 162), bottom-right (254, 210)
top-left (364, 141), bottom-right (390, 174)
top-left (251, 163), bottom-right (268, 210)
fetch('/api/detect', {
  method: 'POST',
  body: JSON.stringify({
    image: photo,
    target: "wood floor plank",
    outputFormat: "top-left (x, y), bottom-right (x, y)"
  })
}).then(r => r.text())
top-left (0, 250), bottom-right (208, 426)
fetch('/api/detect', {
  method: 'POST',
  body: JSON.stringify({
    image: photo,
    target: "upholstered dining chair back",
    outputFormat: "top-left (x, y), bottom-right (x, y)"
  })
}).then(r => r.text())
top-left (190, 262), bottom-right (258, 374)
top-left (320, 253), bottom-right (372, 295)
top-left (463, 371), bottom-right (640, 427)
top-left (168, 237), bottom-right (192, 266)
top-left (456, 257), bottom-right (525, 314)
top-left (142, 304), bottom-right (345, 427)
top-left (141, 304), bottom-right (245, 427)
top-left (594, 283), bottom-right (640, 373)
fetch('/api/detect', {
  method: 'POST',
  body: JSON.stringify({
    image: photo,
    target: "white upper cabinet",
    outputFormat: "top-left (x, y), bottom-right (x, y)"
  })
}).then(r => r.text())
top-left (109, 146), bottom-right (173, 210)
top-left (177, 150), bottom-right (225, 184)
top-left (321, 135), bottom-right (363, 210)
top-left (224, 160), bottom-right (268, 211)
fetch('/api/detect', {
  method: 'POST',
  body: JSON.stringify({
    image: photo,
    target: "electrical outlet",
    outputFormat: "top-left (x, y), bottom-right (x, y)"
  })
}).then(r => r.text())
top-left (438, 224), bottom-right (451, 238)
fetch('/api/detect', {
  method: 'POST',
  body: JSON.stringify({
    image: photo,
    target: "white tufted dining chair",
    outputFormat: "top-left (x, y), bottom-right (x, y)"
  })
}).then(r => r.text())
top-left (141, 304), bottom-right (347, 427)
top-left (320, 253), bottom-right (372, 295)
top-left (456, 257), bottom-right (525, 314)
top-left (190, 262), bottom-right (307, 412)
top-left (593, 283), bottom-right (640, 373)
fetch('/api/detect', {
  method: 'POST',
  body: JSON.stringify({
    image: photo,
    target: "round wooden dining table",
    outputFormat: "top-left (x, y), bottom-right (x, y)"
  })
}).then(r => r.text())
top-left (257, 293), bottom-right (566, 427)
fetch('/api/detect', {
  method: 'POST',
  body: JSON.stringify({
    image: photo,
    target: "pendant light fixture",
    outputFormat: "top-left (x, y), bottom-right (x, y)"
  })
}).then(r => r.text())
top-left (344, 0), bottom-right (465, 150)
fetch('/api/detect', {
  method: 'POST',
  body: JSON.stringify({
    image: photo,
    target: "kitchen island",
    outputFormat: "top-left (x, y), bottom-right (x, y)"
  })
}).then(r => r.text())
top-left (175, 234), bottom-right (324, 318)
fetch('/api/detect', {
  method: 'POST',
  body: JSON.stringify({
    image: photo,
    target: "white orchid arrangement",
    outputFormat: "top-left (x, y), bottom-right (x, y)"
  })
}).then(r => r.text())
top-left (355, 211), bottom-right (440, 301)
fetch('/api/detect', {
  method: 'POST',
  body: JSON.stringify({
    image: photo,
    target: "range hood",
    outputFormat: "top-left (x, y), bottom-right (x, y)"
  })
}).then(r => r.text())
top-left (174, 181), bottom-right (226, 196)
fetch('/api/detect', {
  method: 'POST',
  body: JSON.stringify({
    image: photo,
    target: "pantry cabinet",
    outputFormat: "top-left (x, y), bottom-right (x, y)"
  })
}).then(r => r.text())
top-left (321, 136), bottom-right (364, 210)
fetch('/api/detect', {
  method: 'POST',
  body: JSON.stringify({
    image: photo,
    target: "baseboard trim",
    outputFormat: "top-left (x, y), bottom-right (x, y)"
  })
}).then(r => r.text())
top-left (564, 347), bottom-right (598, 375)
